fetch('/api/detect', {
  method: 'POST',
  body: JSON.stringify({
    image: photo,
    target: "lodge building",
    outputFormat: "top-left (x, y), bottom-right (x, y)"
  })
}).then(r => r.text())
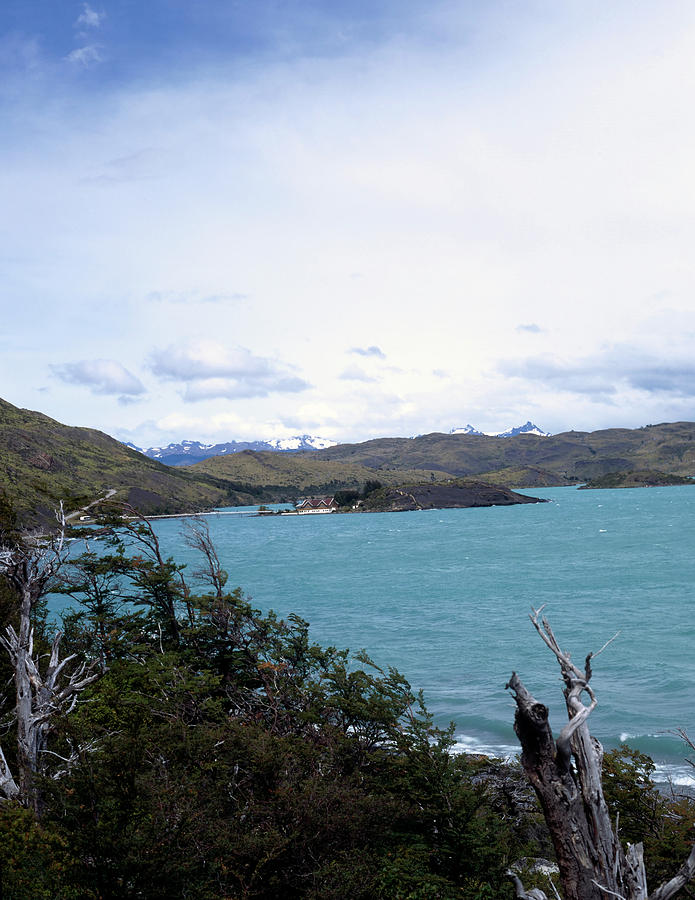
top-left (295, 496), bottom-right (338, 514)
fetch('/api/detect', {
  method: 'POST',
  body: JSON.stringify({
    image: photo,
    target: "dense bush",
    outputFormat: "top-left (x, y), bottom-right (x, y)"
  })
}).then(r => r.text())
top-left (0, 511), bottom-right (693, 898)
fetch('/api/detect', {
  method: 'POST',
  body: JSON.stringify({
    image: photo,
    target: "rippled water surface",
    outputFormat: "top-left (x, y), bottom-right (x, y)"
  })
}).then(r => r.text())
top-left (94, 486), bottom-right (695, 779)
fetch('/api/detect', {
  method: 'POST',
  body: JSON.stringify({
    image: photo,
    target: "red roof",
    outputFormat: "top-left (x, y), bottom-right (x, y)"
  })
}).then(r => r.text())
top-left (296, 496), bottom-right (337, 509)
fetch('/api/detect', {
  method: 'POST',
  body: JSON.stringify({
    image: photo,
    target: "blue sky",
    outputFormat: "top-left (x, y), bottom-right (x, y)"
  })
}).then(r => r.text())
top-left (4, 1), bottom-right (695, 445)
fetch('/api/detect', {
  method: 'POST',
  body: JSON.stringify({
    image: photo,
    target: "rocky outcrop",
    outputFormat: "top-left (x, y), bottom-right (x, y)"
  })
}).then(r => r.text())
top-left (363, 481), bottom-right (546, 512)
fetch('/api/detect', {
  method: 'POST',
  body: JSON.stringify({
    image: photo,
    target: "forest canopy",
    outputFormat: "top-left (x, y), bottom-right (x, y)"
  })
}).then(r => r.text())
top-left (0, 499), bottom-right (693, 899)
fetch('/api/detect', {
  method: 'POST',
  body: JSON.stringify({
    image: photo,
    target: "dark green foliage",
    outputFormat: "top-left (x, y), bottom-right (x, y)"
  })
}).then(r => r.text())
top-left (1, 511), bottom-right (692, 898)
top-left (362, 479), bottom-right (383, 498)
top-left (333, 489), bottom-right (360, 507)
top-left (579, 470), bottom-right (694, 490)
top-left (0, 520), bottom-right (539, 898)
top-left (0, 804), bottom-right (91, 899)
top-left (603, 746), bottom-right (695, 889)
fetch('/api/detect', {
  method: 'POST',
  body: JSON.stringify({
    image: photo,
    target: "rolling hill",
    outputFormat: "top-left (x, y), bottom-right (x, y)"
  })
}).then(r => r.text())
top-left (309, 423), bottom-right (695, 482)
top-left (5, 395), bottom-right (695, 527)
top-left (0, 398), bottom-right (249, 526)
top-left (190, 450), bottom-right (453, 499)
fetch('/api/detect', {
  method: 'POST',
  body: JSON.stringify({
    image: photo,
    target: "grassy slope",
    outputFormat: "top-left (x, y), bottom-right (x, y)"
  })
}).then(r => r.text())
top-left (0, 398), bottom-right (247, 526)
top-left (189, 450), bottom-right (454, 498)
top-left (311, 423), bottom-right (695, 482)
top-left (578, 469), bottom-right (695, 489)
top-left (471, 466), bottom-right (575, 488)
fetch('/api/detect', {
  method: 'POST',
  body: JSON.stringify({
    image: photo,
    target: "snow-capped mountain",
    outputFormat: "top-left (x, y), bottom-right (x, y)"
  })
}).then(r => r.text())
top-left (125, 435), bottom-right (338, 466)
top-left (492, 421), bottom-right (550, 438)
top-left (449, 424), bottom-right (484, 436)
top-left (264, 436), bottom-right (337, 451)
top-left (449, 421), bottom-right (550, 438)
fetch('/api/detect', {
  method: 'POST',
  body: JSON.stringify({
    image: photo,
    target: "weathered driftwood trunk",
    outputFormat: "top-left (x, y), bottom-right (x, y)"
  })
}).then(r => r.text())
top-left (0, 510), bottom-right (97, 811)
top-left (507, 608), bottom-right (695, 900)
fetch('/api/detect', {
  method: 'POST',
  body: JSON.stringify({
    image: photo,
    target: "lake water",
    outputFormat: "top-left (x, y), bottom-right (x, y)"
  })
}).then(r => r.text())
top-left (85, 486), bottom-right (695, 783)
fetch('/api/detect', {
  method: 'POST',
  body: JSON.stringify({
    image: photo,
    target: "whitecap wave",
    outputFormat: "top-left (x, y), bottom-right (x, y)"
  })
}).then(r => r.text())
top-left (619, 732), bottom-right (669, 742)
top-left (452, 734), bottom-right (694, 787)
top-left (652, 763), bottom-right (695, 787)
top-left (452, 733), bottom-right (519, 761)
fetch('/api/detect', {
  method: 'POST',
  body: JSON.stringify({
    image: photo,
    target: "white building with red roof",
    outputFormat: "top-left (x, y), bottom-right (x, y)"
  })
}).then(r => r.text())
top-left (295, 496), bottom-right (338, 514)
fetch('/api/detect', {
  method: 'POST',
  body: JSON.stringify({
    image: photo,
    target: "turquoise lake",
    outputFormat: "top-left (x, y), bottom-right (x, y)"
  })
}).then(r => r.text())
top-left (83, 485), bottom-right (695, 782)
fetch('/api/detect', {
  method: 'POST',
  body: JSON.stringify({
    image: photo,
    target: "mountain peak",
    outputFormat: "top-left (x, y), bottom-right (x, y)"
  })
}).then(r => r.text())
top-left (449, 424), bottom-right (484, 436)
top-left (492, 422), bottom-right (550, 438)
top-left (448, 422), bottom-right (550, 438)
top-left (126, 435), bottom-right (338, 466)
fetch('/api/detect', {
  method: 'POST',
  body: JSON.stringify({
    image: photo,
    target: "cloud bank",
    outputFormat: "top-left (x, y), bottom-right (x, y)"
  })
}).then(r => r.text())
top-left (349, 345), bottom-right (386, 359)
top-left (149, 341), bottom-right (310, 401)
top-left (51, 359), bottom-right (145, 398)
top-left (501, 345), bottom-right (695, 401)
top-left (5, 0), bottom-right (695, 444)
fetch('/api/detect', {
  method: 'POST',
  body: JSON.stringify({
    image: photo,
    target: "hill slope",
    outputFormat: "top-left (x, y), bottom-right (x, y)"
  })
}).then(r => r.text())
top-left (311, 423), bottom-right (695, 482)
top-left (578, 470), bottom-right (695, 490)
top-left (190, 450), bottom-right (454, 498)
top-left (0, 398), bottom-right (246, 526)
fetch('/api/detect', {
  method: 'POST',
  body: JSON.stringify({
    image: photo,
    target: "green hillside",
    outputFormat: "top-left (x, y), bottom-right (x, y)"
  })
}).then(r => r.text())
top-left (190, 450), bottom-right (454, 499)
top-left (578, 469), bottom-right (695, 490)
top-left (471, 465), bottom-right (575, 488)
top-left (310, 423), bottom-right (695, 483)
top-left (0, 398), bottom-right (247, 526)
top-left (6, 396), bottom-right (695, 526)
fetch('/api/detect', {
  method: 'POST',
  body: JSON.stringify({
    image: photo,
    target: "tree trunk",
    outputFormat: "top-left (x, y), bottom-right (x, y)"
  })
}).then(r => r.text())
top-left (0, 512), bottom-right (97, 811)
top-left (507, 608), bottom-right (694, 900)
top-left (16, 582), bottom-right (37, 803)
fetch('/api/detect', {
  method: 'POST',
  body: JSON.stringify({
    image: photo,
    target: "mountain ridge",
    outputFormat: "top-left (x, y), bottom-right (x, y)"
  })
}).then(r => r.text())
top-left (129, 423), bottom-right (549, 466)
top-left (0, 397), bottom-right (247, 525)
top-left (449, 421), bottom-right (550, 438)
top-left (310, 422), bottom-right (695, 482)
top-left (126, 434), bottom-right (338, 466)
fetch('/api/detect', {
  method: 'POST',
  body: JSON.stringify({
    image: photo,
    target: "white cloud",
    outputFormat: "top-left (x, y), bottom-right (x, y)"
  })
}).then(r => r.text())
top-left (7, 1), bottom-right (695, 442)
top-left (148, 340), bottom-right (311, 400)
top-left (65, 44), bottom-right (102, 67)
top-left (501, 346), bottom-right (695, 400)
top-left (75, 4), bottom-right (105, 30)
top-left (146, 290), bottom-right (248, 305)
top-left (51, 359), bottom-right (146, 398)
top-left (349, 345), bottom-right (386, 359)
top-left (339, 365), bottom-right (377, 383)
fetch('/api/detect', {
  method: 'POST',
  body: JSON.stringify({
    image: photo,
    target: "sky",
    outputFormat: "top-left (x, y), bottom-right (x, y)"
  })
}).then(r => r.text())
top-left (4, 0), bottom-right (695, 446)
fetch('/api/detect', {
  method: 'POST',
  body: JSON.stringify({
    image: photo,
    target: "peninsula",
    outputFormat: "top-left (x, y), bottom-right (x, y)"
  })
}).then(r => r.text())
top-left (578, 470), bottom-right (695, 490)
top-left (360, 480), bottom-right (545, 512)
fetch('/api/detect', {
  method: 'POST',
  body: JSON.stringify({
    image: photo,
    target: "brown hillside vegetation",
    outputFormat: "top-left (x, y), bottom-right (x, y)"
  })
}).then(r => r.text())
top-left (190, 449), bottom-right (453, 498)
top-left (578, 469), bottom-right (695, 489)
top-left (311, 423), bottom-right (695, 482)
top-left (0, 397), bottom-right (242, 526)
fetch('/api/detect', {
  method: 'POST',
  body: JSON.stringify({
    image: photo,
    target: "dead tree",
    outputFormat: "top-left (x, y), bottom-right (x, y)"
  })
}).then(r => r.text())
top-left (506, 607), bottom-right (695, 900)
top-left (0, 506), bottom-right (98, 810)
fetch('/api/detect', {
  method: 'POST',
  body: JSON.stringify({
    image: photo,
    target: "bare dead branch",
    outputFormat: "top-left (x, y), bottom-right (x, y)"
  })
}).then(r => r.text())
top-left (592, 882), bottom-right (627, 899)
top-left (0, 506), bottom-right (100, 808)
top-left (591, 631), bottom-right (621, 661)
top-left (650, 845), bottom-right (695, 900)
top-left (506, 871), bottom-right (549, 899)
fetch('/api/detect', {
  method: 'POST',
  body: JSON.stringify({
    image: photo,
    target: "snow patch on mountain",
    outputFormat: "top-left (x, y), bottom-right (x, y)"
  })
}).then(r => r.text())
top-left (449, 421), bottom-right (550, 438)
top-left (124, 435), bottom-right (338, 465)
top-left (449, 424), bottom-right (484, 436)
top-left (490, 421), bottom-right (550, 437)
